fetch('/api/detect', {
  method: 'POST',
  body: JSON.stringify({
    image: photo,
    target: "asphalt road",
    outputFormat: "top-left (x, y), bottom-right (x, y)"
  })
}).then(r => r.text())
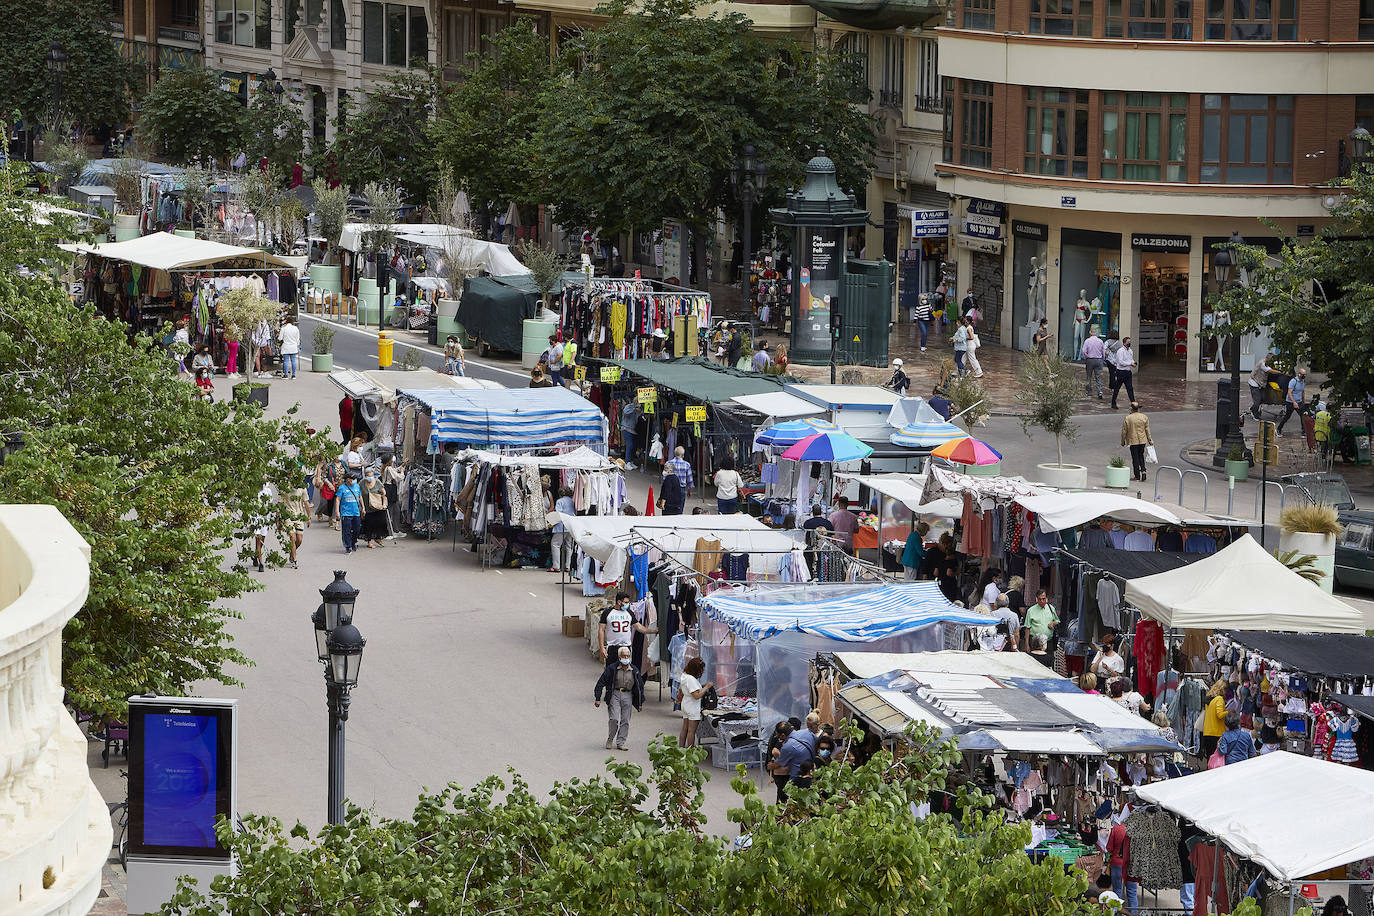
top-left (300, 315), bottom-right (532, 386)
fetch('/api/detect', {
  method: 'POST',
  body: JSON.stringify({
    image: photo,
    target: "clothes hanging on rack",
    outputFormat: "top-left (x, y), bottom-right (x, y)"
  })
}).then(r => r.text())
top-left (1124, 808), bottom-right (1183, 891)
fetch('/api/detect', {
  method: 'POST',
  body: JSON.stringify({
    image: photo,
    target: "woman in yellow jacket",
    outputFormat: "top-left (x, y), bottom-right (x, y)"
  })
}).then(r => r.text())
top-left (1202, 680), bottom-right (1228, 757)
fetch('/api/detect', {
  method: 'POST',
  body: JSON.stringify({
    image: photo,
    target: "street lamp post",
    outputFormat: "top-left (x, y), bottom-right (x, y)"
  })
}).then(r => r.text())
top-left (1211, 231), bottom-right (1250, 469)
top-left (313, 571), bottom-right (365, 826)
top-left (730, 144), bottom-right (768, 313)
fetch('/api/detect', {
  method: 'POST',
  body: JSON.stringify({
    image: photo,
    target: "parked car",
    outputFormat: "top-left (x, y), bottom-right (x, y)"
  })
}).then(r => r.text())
top-left (1282, 472), bottom-right (1374, 590)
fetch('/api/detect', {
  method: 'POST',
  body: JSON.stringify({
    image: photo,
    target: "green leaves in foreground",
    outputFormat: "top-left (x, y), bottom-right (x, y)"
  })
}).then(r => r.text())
top-left (163, 729), bottom-right (1104, 916)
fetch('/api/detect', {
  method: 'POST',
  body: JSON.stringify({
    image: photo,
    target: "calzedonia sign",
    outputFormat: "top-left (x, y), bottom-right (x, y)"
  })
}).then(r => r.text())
top-left (1131, 233), bottom-right (1191, 253)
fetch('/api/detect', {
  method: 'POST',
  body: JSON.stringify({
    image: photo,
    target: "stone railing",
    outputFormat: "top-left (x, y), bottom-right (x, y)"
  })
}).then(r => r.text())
top-left (0, 505), bottom-right (111, 915)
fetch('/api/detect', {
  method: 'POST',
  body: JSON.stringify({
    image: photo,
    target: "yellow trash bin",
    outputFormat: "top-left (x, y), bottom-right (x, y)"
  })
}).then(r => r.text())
top-left (378, 331), bottom-right (394, 369)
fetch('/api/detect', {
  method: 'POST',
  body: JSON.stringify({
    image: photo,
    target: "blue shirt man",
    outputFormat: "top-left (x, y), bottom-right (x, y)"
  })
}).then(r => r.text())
top-left (336, 480), bottom-right (363, 517)
top-left (776, 733), bottom-right (813, 778)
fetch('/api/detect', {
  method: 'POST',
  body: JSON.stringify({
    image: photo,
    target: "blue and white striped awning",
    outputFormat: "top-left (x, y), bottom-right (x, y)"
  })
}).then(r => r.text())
top-left (400, 387), bottom-right (605, 450)
top-left (702, 582), bottom-right (996, 642)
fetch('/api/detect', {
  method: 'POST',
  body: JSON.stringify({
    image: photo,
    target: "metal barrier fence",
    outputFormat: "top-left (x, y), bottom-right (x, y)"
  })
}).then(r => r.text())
top-left (1154, 465), bottom-right (1311, 521)
top-left (301, 288), bottom-right (360, 326)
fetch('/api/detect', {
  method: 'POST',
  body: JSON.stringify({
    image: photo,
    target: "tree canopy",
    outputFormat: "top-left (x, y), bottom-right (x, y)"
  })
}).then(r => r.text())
top-left (137, 68), bottom-right (249, 166)
top-left (431, 24), bottom-right (555, 231)
top-left (0, 0), bottom-right (141, 132)
top-left (1207, 167), bottom-right (1374, 409)
top-left (0, 158), bottom-right (323, 720)
top-left (538, 0), bottom-right (876, 238)
top-left (323, 68), bottom-right (442, 205)
top-left (161, 729), bottom-right (1106, 916)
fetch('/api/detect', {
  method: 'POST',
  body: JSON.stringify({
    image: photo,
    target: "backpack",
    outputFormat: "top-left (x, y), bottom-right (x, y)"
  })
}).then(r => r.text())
top-left (701, 685), bottom-right (719, 711)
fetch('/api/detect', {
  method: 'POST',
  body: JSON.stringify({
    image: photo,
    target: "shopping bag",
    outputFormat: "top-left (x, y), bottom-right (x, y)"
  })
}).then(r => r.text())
top-left (1145, 444), bottom-right (1158, 464)
top-left (1207, 749), bottom-right (1225, 769)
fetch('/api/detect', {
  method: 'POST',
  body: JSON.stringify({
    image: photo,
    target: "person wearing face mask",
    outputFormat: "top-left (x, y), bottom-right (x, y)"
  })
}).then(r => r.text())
top-left (594, 646), bottom-right (644, 751)
top-left (360, 467), bottom-right (389, 548)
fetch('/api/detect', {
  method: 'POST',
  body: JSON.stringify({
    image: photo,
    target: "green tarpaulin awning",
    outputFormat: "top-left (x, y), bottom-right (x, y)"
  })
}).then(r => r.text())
top-left (609, 358), bottom-right (785, 404)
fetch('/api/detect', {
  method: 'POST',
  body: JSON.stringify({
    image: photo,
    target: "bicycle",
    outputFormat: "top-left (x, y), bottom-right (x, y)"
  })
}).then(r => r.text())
top-left (108, 769), bottom-right (129, 869)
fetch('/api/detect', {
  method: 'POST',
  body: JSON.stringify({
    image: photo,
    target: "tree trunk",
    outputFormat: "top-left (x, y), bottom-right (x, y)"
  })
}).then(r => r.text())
top-left (692, 228), bottom-right (708, 293)
top-left (1056, 435), bottom-right (1063, 468)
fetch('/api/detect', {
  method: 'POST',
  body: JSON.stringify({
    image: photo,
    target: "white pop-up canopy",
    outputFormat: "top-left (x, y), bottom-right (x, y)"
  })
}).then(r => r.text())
top-left (457, 446), bottom-right (613, 471)
top-left (1135, 751), bottom-right (1374, 881)
top-left (558, 513), bottom-right (777, 583)
top-left (1124, 533), bottom-right (1366, 633)
top-left (1017, 491), bottom-right (1184, 531)
top-left (337, 223), bottom-right (530, 275)
top-left (62, 231), bottom-right (294, 271)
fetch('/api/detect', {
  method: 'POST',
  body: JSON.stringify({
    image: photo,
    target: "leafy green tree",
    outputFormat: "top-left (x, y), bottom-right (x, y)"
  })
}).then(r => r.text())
top-left (137, 68), bottom-right (249, 166)
top-left (324, 68), bottom-right (441, 205)
top-left (160, 730), bottom-right (1105, 915)
top-left (0, 0), bottom-right (140, 132)
top-left (1016, 354), bottom-right (1081, 468)
top-left (517, 239), bottom-right (569, 310)
top-left (311, 178), bottom-right (349, 263)
top-left (538, 0), bottom-right (875, 254)
top-left (0, 159), bottom-right (324, 721)
top-left (1207, 167), bottom-right (1374, 410)
top-left (245, 82), bottom-right (308, 176)
top-left (432, 24), bottom-right (554, 231)
top-left (42, 136), bottom-right (87, 194)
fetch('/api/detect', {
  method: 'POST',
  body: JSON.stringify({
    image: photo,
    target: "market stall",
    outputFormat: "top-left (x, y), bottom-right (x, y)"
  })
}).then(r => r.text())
top-left (329, 368), bottom-right (501, 454)
top-left (389, 386), bottom-right (608, 539)
top-left (452, 446), bottom-right (622, 570)
top-left (64, 232), bottom-right (299, 361)
top-left (836, 471), bottom-right (962, 567)
top-left (598, 357), bottom-right (785, 496)
top-left (1136, 752), bottom-right (1374, 915)
top-left (556, 276), bottom-right (712, 363)
top-left (1124, 534), bottom-right (1367, 634)
top-left (697, 581), bottom-right (995, 764)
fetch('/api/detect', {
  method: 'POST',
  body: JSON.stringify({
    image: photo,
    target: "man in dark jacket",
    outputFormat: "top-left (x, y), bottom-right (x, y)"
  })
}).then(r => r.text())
top-left (594, 646), bottom-right (644, 750)
top-left (658, 465), bottom-right (685, 515)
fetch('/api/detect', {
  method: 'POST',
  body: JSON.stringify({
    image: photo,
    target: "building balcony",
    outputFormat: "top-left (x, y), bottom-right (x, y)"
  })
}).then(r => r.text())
top-left (805, 0), bottom-right (947, 30)
top-left (0, 505), bottom-right (110, 916)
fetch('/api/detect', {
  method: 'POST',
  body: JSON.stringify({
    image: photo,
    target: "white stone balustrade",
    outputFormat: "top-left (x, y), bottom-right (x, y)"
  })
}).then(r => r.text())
top-left (0, 505), bottom-right (112, 915)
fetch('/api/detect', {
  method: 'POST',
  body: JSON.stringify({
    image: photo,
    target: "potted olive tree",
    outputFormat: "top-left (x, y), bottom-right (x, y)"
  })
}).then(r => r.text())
top-left (219, 286), bottom-right (279, 407)
top-left (312, 323), bottom-right (336, 373)
top-left (1016, 355), bottom-right (1086, 488)
top-left (1225, 444), bottom-right (1250, 481)
top-left (1278, 503), bottom-right (1343, 593)
top-left (1105, 456), bottom-right (1130, 489)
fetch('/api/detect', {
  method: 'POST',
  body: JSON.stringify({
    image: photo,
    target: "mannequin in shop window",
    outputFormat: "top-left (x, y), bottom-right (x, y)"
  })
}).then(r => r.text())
top-left (1074, 290), bottom-right (1093, 358)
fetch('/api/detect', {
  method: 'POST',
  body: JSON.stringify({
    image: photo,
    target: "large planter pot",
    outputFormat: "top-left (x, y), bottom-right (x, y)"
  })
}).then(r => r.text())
top-left (1278, 530), bottom-right (1337, 593)
top-left (1104, 465), bottom-right (1131, 489)
top-left (113, 213), bottom-right (140, 242)
top-left (1036, 463), bottom-right (1089, 488)
top-left (312, 353), bottom-right (334, 373)
top-left (232, 383), bottom-right (270, 407)
top-left (436, 297), bottom-right (460, 320)
top-left (1225, 458), bottom-right (1250, 481)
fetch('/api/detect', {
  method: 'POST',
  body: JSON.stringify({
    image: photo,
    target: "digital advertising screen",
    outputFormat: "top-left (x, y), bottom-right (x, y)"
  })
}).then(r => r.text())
top-left (128, 698), bottom-right (235, 859)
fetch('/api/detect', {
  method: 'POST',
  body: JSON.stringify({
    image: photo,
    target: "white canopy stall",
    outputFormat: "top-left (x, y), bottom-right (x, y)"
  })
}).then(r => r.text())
top-left (337, 223), bottom-right (530, 277)
top-left (1124, 533), bottom-right (1367, 633)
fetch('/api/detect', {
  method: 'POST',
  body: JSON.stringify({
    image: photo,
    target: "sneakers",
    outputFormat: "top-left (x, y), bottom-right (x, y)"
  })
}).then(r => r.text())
top-left (920, 346), bottom-right (927, 352)
top-left (615, 743), bottom-right (628, 751)
top-left (288, 559), bottom-right (298, 569)
top-left (605, 739), bottom-right (614, 749)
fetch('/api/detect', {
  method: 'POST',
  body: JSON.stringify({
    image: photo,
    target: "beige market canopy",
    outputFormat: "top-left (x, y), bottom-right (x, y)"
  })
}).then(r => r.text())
top-left (1123, 533), bottom-right (1366, 633)
top-left (62, 231), bottom-right (293, 271)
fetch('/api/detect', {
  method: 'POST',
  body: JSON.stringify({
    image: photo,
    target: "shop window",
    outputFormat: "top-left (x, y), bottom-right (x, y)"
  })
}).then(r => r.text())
top-left (1204, 0), bottom-right (1296, 40)
top-left (959, 0), bottom-right (997, 30)
top-left (959, 80), bottom-right (994, 168)
top-left (1105, 0), bottom-right (1191, 37)
top-left (1362, 0), bottom-right (1374, 39)
top-left (362, 2), bottom-right (427, 66)
top-left (1101, 92), bottom-right (1186, 181)
top-left (478, 12), bottom-right (508, 59)
top-left (1201, 94), bottom-right (1294, 184)
top-left (879, 36), bottom-right (905, 111)
top-left (1024, 88), bottom-right (1089, 178)
top-left (916, 39), bottom-right (940, 113)
top-left (1029, 0), bottom-right (1094, 36)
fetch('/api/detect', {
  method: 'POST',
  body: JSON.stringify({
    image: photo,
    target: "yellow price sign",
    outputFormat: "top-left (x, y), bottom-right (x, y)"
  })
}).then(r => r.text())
top-left (637, 386), bottom-right (657, 404)
top-left (574, 365), bottom-right (587, 381)
top-left (599, 366), bottom-right (621, 382)
top-left (642, 400), bottom-right (655, 415)
top-left (684, 405), bottom-right (708, 423)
